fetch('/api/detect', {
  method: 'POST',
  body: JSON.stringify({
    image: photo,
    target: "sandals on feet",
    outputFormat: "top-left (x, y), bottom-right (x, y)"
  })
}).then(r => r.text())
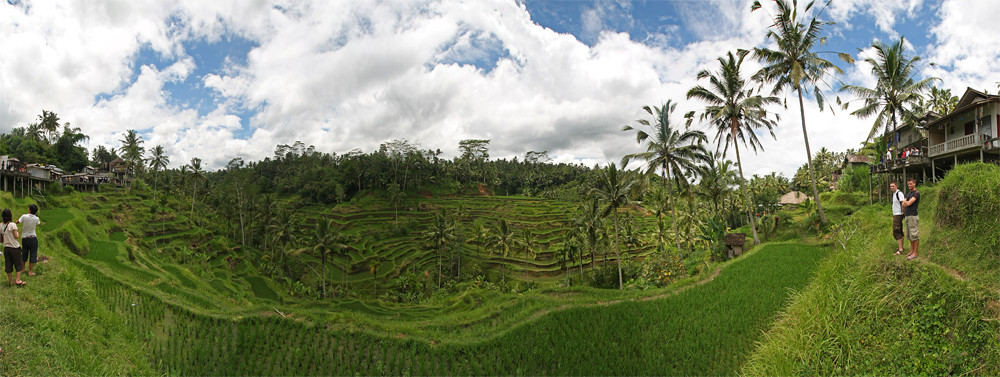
top-left (906, 254), bottom-right (918, 260)
top-left (15, 280), bottom-right (26, 286)
top-left (894, 250), bottom-right (903, 255)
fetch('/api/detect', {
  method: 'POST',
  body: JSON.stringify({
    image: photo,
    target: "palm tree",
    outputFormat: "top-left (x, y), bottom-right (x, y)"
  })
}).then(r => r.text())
top-left (840, 37), bottom-right (937, 141)
top-left (622, 101), bottom-right (709, 255)
top-left (591, 163), bottom-right (640, 290)
top-left (687, 50), bottom-right (781, 245)
top-left (118, 130), bottom-right (145, 192)
top-left (422, 208), bottom-right (456, 288)
top-left (147, 145), bottom-right (169, 202)
top-left (697, 152), bottom-right (737, 214)
top-left (751, 0), bottom-right (850, 224)
top-left (185, 158), bottom-right (205, 217)
top-left (485, 218), bottom-right (519, 286)
top-left (37, 110), bottom-right (60, 144)
top-left (294, 218), bottom-right (347, 299)
top-left (559, 230), bottom-right (580, 286)
top-left (268, 209), bottom-right (298, 277)
top-left (576, 197), bottom-right (604, 270)
top-left (927, 86), bottom-right (958, 115)
top-left (386, 182), bottom-right (403, 225)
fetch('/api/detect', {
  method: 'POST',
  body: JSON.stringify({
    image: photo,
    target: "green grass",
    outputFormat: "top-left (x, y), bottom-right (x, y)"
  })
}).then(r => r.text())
top-left (244, 276), bottom-right (279, 301)
top-left (743, 176), bottom-right (1000, 375)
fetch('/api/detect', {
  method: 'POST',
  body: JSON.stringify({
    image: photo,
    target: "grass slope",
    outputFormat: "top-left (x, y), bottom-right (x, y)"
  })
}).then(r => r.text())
top-left (744, 165), bottom-right (1000, 375)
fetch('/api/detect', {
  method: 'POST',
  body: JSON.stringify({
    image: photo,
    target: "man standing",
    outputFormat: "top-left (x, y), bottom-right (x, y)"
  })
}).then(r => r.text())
top-left (901, 177), bottom-right (920, 260)
top-left (890, 182), bottom-right (905, 255)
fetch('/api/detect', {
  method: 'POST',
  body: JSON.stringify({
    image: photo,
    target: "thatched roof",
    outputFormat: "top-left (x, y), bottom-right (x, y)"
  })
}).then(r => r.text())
top-left (724, 233), bottom-right (746, 246)
top-left (779, 191), bottom-right (809, 205)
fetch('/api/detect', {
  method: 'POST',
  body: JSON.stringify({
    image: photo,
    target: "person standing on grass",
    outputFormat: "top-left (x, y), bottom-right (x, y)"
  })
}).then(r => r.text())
top-left (901, 177), bottom-right (921, 260)
top-left (18, 204), bottom-right (40, 276)
top-left (890, 182), bottom-right (905, 255)
top-left (2, 208), bottom-right (26, 286)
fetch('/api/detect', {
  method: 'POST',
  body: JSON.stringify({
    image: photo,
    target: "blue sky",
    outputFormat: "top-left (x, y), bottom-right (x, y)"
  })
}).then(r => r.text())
top-left (1, 0), bottom-right (998, 176)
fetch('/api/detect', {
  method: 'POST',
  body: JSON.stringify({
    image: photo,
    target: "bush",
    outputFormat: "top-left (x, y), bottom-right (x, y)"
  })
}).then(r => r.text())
top-left (588, 260), bottom-right (640, 289)
top-left (836, 165), bottom-right (869, 193)
top-left (634, 250), bottom-right (687, 288)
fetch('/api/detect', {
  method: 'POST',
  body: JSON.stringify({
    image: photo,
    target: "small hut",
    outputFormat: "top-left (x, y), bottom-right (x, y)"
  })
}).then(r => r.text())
top-left (779, 191), bottom-right (809, 206)
top-left (724, 233), bottom-right (746, 258)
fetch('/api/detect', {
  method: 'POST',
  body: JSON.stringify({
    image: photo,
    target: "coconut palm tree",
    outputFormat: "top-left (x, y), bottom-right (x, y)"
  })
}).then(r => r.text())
top-left (185, 158), bottom-right (205, 217)
top-left (485, 218), bottom-right (519, 286)
top-left (840, 37), bottom-right (937, 141)
top-left (293, 218), bottom-right (347, 299)
top-left (118, 130), bottom-right (145, 192)
top-left (576, 197), bottom-right (604, 270)
top-left (422, 208), bottom-right (456, 288)
top-left (622, 101), bottom-right (709, 255)
top-left (751, 0), bottom-right (851, 224)
top-left (687, 50), bottom-right (781, 245)
top-left (927, 86), bottom-right (958, 115)
top-left (386, 182), bottom-right (403, 225)
top-left (697, 152), bottom-right (738, 214)
top-left (147, 145), bottom-right (169, 202)
top-left (591, 163), bottom-right (640, 290)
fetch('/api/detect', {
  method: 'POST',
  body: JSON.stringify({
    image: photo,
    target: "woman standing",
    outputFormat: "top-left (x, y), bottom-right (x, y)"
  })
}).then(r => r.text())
top-left (2, 208), bottom-right (25, 286)
top-left (18, 204), bottom-right (40, 276)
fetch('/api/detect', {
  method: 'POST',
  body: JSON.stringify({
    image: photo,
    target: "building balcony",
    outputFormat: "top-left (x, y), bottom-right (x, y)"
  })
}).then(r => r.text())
top-left (928, 133), bottom-right (989, 158)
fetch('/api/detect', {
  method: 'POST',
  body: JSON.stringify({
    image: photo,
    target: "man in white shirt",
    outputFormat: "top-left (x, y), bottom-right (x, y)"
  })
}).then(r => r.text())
top-left (890, 182), bottom-right (905, 255)
top-left (18, 204), bottom-right (40, 276)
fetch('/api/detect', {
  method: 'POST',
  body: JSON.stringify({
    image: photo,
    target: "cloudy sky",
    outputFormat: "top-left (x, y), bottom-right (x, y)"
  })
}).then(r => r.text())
top-left (1, 0), bottom-right (998, 177)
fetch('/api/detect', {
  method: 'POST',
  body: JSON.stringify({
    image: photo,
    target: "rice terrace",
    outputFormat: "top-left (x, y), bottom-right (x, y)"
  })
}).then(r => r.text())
top-left (1, 0), bottom-right (999, 375)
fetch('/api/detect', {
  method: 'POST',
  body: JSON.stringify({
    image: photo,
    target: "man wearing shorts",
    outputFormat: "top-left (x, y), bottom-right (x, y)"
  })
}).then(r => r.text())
top-left (901, 178), bottom-right (920, 260)
top-left (18, 204), bottom-right (40, 276)
top-left (889, 182), bottom-right (905, 255)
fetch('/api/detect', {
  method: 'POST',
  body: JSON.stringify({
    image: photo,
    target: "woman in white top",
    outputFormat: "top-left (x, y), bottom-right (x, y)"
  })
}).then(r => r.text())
top-left (2, 208), bottom-right (25, 286)
top-left (18, 204), bottom-right (40, 276)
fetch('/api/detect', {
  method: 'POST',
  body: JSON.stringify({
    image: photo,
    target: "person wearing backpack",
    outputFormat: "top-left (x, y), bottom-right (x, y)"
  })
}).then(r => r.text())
top-left (2, 208), bottom-right (26, 286)
top-left (18, 204), bottom-right (40, 276)
top-left (889, 182), bottom-right (905, 255)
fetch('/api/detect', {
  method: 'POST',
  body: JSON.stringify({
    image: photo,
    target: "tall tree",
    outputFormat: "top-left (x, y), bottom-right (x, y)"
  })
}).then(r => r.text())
top-left (386, 182), bottom-right (403, 225)
top-left (148, 145), bottom-right (169, 202)
top-left (294, 218), bottom-right (347, 299)
top-left (927, 86), bottom-right (958, 115)
top-left (697, 152), bottom-right (738, 214)
top-left (841, 37), bottom-right (937, 141)
top-left (52, 124), bottom-right (89, 173)
top-left (118, 130), bottom-right (145, 192)
top-left (591, 163), bottom-right (640, 290)
top-left (751, 0), bottom-right (850, 224)
top-left (485, 218), bottom-right (519, 286)
top-left (37, 110), bottom-right (60, 144)
top-left (185, 157), bottom-right (205, 217)
top-left (687, 50), bottom-right (781, 245)
top-left (422, 208), bottom-right (456, 288)
top-left (622, 100), bottom-right (709, 254)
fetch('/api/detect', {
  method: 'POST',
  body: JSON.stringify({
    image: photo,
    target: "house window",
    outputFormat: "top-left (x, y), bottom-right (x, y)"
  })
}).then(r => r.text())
top-left (965, 121), bottom-right (974, 135)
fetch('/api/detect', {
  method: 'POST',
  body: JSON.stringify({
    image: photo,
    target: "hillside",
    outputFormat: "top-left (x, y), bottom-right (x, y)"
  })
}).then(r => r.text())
top-left (744, 163), bottom-right (1000, 375)
top-left (0, 183), bottom-right (818, 375)
top-left (1, 163), bottom-right (996, 375)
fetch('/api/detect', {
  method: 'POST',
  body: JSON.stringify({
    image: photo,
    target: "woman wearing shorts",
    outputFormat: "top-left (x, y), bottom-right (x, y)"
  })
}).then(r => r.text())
top-left (2, 208), bottom-right (25, 286)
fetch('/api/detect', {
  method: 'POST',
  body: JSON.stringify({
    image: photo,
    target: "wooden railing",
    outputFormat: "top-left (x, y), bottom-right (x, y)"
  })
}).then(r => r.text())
top-left (928, 133), bottom-right (986, 157)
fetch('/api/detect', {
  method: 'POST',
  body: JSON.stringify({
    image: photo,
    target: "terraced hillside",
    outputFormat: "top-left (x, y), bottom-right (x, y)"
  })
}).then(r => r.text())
top-left (2, 185), bottom-right (827, 375)
top-left (298, 194), bottom-right (662, 289)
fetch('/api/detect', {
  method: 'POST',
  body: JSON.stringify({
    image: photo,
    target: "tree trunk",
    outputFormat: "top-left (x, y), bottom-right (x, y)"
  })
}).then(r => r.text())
top-left (321, 254), bottom-right (327, 299)
top-left (663, 166), bottom-right (683, 254)
top-left (797, 89), bottom-right (828, 223)
top-left (732, 117), bottom-right (760, 245)
top-left (614, 209), bottom-right (623, 290)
